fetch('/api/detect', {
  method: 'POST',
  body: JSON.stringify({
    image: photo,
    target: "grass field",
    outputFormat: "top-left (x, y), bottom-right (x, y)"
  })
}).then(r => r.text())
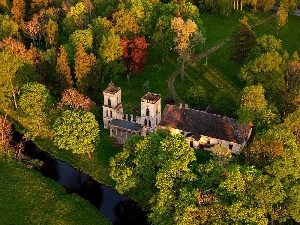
top-left (0, 156), bottom-right (111, 225)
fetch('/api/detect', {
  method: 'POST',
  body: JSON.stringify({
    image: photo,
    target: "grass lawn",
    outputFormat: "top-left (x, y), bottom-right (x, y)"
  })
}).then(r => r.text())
top-left (252, 14), bottom-right (300, 54)
top-left (0, 156), bottom-right (111, 225)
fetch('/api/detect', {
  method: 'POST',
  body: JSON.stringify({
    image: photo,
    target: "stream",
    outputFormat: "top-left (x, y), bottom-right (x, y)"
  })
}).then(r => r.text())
top-left (23, 141), bottom-right (149, 225)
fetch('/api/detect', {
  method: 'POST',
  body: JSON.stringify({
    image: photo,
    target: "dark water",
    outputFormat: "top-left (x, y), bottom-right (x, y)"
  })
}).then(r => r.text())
top-left (24, 142), bottom-right (148, 225)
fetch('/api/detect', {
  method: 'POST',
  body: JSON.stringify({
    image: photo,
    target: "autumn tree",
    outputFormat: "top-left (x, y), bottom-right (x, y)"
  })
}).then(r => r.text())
top-left (230, 16), bottom-right (256, 65)
top-left (58, 88), bottom-right (94, 112)
top-left (112, 5), bottom-right (139, 37)
top-left (121, 36), bottom-right (148, 79)
top-left (53, 109), bottom-right (99, 159)
top-left (25, 13), bottom-right (44, 47)
top-left (11, 0), bottom-right (25, 27)
top-left (171, 16), bottom-right (204, 80)
top-left (55, 45), bottom-right (73, 94)
top-left (18, 82), bottom-right (54, 139)
top-left (277, 0), bottom-right (297, 31)
top-left (74, 44), bottom-right (97, 94)
top-left (44, 18), bottom-right (58, 48)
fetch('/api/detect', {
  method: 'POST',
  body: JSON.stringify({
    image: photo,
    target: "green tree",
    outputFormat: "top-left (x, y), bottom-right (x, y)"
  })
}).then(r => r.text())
top-left (70, 28), bottom-right (93, 51)
top-left (284, 109), bottom-right (300, 144)
top-left (91, 17), bottom-right (112, 54)
top-left (0, 14), bottom-right (19, 40)
top-left (0, 51), bottom-right (24, 111)
top-left (53, 109), bottom-right (99, 159)
top-left (230, 16), bottom-right (256, 65)
top-left (183, 84), bottom-right (208, 108)
top-left (237, 84), bottom-right (279, 129)
top-left (99, 30), bottom-right (122, 64)
top-left (150, 11), bottom-right (175, 61)
top-left (110, 131), bottom-right (197, 225)
top-left (18, 82), bottom-right (54, 139)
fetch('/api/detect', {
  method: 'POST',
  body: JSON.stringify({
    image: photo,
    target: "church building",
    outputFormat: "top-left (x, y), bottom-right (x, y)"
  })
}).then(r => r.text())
top-left (103, 82), bottom-right (252, 153)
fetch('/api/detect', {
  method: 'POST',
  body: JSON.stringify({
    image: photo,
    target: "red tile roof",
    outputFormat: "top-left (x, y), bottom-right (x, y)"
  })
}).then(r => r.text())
top-left (160, 104), bottom-right (251, 144)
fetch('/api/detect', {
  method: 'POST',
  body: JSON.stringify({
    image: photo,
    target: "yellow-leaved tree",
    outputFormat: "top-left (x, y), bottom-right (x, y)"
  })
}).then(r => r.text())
top-left (171, 17), bottom-right (204, 80)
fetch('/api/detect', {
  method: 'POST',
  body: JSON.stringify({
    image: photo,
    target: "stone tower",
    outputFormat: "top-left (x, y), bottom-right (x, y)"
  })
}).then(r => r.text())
top-left (102, 82), bottom-right (123, 128)
top-left (139, 92), bottom-right (161, 133)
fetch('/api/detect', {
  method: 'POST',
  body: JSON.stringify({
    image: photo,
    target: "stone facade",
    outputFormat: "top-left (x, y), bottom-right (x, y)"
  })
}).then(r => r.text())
top-left (102, 82), bottom-right (252, 153)
top-left (103, 82), bottom-right (161, 144)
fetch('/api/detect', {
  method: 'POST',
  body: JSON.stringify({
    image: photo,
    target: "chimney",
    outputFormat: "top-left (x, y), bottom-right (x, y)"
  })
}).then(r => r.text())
top-left (179, 103), bottom-right (182, 109)
top-left (184, 104), bottom-right (189, 109)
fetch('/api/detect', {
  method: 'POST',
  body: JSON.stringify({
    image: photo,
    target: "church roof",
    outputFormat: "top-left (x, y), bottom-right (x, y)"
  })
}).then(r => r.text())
top-left (160, 104), bottom-right (251, 144)
top-left (141, 92), bottom-right (161, 103)
top-left (103, 82), bottom-right (120, 94)
top-left (110, 119), bottom-right (142, 132)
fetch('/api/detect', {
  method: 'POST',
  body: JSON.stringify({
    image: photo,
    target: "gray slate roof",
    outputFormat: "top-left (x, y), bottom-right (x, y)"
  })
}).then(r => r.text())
top-left (160, 104), bottom-right (251, 144)
top-left (109, 119), bottom-right (142, 132)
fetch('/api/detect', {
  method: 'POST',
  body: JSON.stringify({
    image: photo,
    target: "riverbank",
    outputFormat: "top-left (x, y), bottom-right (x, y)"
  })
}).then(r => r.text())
top-left (0, 155), bottom-right (111, 225)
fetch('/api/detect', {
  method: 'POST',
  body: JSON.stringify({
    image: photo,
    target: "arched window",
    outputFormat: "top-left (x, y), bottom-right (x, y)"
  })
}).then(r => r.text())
top-left (149, 120), bottom-right (151, 127)
top-left (110, 110), bottom-right (112, 117)
top-left (190, 140), bottom-right (194, 147)
top-left (106, 110), bottom-right (108, 117)
top-left (144, 119), bottom-right (147, 126)
top-left (146, 108), bottom-right (150, 116)
top-left (108, 98), bottom-right (111, 106)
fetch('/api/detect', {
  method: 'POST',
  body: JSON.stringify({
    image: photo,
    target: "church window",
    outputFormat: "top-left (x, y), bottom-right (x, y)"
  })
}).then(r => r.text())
top-left (110, 110), bottom-right (112, 117)
top-left (149, 120), bottom-right (151, 127)
top-left (106, 110), bottom-right (108, 117)
top-left (146, 108), bottom-right (150, 116)
top-left (108, 98), bottom-right (111, 106)
top-left (144, 119), bottom-right (147, 126)
top-left (190, 140), bottom-right (194, 147)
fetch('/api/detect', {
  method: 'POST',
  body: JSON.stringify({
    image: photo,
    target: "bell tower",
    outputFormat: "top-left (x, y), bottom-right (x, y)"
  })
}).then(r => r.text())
top-left (102, 82), bottom-right (123, 128)
top-left (139, 92), bottom-right (161, 133)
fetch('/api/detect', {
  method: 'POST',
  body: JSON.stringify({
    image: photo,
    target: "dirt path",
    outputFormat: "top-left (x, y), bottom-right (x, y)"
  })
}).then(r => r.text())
top-left (167, 13), bottom-right (277, 103)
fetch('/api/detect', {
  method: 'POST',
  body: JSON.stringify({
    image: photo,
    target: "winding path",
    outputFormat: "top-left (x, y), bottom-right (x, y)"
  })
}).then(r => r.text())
top-left (167, 13), bottom-right (277, 103)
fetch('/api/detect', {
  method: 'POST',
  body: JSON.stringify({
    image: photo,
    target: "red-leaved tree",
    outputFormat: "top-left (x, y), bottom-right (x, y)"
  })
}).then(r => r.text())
top-left (121, 36), bottom-right (148, 79)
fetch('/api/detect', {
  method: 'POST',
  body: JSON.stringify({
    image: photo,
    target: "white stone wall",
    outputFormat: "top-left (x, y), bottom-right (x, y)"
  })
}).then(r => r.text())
top-left (140, 98), bottom-right (161, 129)
top-left (103, 90), bottom-right (121, 108)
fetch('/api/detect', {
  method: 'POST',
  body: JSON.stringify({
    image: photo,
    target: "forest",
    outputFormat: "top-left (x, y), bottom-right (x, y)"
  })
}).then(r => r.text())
top-left (0, 0), bottom-right (300, 224)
